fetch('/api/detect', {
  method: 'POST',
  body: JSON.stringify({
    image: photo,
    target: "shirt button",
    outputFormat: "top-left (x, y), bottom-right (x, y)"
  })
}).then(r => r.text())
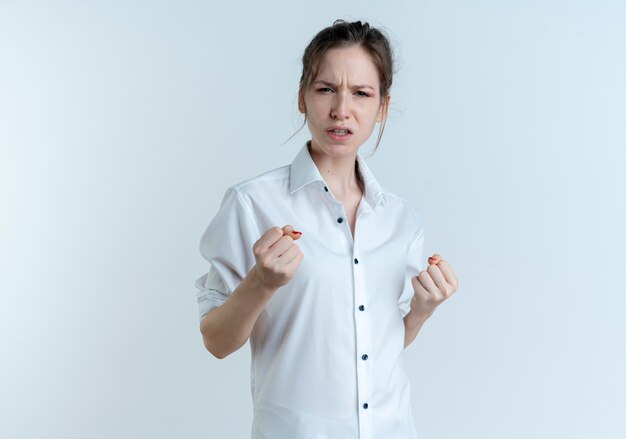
top-left (324, 186), bottom-right (329, 192)
top-left (337, 217), bottom-right (344, 223)
top-left (363, 403), bottom-right (369, 409)
top-left (361, 354), bottom-right (368, 360)
top-left (354, 258), bottom-right (359, 264)
top-left (359, 305), bottom-right (365, 311)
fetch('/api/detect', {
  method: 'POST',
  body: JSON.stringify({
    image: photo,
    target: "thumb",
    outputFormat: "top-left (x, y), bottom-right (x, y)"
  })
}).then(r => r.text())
top-left (282, 224), bottom-right (303, 240)
top-left (427, 254), bottom-right (442, 265)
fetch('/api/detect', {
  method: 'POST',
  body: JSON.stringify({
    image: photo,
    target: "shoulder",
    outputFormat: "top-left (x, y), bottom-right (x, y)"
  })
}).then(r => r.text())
top-left (381, 190), bottom-right (425, 231)
top-left (224, 163), bottom-right (291, 206)
top-left (232, 164), bottom-right (290, 191)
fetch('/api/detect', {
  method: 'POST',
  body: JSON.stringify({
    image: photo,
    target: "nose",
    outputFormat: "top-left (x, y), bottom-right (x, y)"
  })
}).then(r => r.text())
top-left (331, 91), bottom-right (349, 120)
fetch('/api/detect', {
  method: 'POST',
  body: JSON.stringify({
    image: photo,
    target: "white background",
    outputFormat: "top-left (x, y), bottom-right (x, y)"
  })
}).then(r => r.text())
top-left (1, 1), bottom-right (625, 438)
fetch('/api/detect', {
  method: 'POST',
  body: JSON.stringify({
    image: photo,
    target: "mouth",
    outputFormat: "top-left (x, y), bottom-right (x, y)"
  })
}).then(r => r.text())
top-left (327, 128), bottom-right (351, 134)
top-left (326, 129), bottom-right (353, 141)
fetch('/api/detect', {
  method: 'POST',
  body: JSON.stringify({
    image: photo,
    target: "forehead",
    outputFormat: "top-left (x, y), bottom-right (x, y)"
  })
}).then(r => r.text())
top-left (314, 45), bottom-right (379, 84)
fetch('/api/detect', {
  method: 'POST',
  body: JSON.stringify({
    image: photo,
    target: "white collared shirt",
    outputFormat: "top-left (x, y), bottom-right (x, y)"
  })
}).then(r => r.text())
top-left (196, 140), bottom-right (425, 439)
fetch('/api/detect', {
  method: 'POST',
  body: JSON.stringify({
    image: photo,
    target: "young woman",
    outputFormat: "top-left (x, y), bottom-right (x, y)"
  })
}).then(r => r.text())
top-left (196, 19), bottom-right (458, 439)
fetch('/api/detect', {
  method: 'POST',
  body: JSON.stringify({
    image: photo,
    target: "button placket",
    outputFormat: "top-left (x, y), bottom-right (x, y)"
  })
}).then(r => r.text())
top-left (325, 181), bottom-right (371, 434)
top-left (321, 184), bottom-right (350, 243)
top-left (353, 228), bottom-right (371, 437)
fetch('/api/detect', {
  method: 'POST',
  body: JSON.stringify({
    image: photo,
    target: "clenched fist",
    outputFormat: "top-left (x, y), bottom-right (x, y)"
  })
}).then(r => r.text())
top-left (251, 225), bottom-right (304, 289)
top-left (410, 254), bottom-right (458, 320)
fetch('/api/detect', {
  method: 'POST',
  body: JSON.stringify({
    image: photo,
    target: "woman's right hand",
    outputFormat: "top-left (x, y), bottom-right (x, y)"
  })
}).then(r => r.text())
top-left (251, 225), bottom-right (304, 289)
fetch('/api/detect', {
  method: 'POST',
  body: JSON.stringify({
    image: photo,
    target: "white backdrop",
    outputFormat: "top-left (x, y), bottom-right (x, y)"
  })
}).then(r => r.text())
top-left (1, 1), bottom-right (625, 438)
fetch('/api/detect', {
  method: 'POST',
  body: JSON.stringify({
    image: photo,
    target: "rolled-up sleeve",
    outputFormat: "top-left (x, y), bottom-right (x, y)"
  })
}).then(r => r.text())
top-left (195, 266), bottom-right (230, 322)
top-left (195, 186), bottom-right (260, 322)
top-left (398, 224), bottom-right (425, 318)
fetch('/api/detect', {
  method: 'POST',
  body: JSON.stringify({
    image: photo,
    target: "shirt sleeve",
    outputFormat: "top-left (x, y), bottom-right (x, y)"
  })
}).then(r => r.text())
top-left (195, 265), bottom-right (230, 322)
top-left (398, 225), bottom-right (425, 318)
top-left (195, 186), bottom-right (260, 322)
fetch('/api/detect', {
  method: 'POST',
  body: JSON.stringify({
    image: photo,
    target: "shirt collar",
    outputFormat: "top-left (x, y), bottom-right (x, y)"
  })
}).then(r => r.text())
top-left (289, 140), bottom-right (386, 209)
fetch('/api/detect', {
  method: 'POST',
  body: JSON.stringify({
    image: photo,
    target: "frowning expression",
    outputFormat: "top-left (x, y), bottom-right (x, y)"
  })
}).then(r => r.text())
top-left (298, 44), bottom-right (389, 158)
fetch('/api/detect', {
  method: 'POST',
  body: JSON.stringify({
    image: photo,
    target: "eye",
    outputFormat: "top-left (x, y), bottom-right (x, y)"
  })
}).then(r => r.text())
top-left (316, 88), bottom-right (370, 97)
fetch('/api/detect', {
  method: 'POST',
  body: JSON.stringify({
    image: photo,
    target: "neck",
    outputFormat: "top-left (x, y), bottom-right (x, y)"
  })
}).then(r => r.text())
top-left (308, 140), bottom-right (364, 199)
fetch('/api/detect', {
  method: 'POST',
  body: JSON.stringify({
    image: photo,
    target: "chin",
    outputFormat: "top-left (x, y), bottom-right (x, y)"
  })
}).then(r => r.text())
top-left (314, 136), bottom-right (359, 156)
top-left (323, 144), bottom-right (358, 158)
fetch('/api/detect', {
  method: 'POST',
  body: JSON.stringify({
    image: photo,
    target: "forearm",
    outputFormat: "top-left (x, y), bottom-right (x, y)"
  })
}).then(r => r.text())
top-left (200, 265), bottom-right (277, 359)
top-left (403, 309), bottom-right (430, 349)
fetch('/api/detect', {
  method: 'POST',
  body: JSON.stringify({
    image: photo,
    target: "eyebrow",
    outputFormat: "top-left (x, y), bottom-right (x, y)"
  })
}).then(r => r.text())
top-left (313, 80), bottom-right (375, 91)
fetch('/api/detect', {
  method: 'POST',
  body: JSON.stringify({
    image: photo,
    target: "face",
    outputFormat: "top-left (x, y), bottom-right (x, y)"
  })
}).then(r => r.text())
top-left (298, 45), bottom-right (390, 159)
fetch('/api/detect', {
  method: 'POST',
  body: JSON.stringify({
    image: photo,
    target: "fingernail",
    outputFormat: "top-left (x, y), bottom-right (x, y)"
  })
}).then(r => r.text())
top-left (293, 231), bottom-right (302, 235)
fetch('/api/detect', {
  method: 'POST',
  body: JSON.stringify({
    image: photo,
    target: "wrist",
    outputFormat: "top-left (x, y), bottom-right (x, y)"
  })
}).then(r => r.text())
top-left (407, 304), bottom-right (432, 322)
top-left (247, 265), bottom-right (278, 298)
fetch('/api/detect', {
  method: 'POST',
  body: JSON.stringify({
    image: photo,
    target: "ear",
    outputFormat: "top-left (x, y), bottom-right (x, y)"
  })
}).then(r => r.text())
top-left (376, 93), bottom-right (390, 123)
top-left (298, 91), bottom-right (306, 114)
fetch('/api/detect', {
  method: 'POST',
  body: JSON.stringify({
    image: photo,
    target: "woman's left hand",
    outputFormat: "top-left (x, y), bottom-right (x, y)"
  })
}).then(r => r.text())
top-left (410, 254), bottom-right (459, 319)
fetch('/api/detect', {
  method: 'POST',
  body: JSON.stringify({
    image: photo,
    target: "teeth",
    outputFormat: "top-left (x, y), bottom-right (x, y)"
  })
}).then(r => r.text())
top-left (330, 129), bottom-right (349, 135)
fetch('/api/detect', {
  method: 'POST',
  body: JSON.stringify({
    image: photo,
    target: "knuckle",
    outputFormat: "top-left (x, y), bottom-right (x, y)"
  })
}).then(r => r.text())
top-left (260, 257), bottom-right (274, 269)
top-left (255, 246), bottom-right (266, 258)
